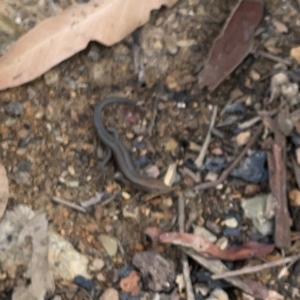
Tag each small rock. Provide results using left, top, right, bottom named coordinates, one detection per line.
left=205, top=171, right=218, bottom=182
left=14, top=171, right=32, bottom=186
left=289, top=189, right=300, bottom=207
left=204, top=157, right=226, bottom=173
left=205, top=220, right=222, bottom=235
left=272, top=19, right=288, bottom=33
left=100, top=288, right=119, bottom=300
left=44, top=69, right=59, bottom=86
left=73, top=275, right=94, bottom=290
left=89, top=258, right=105, bottom=272
left=165, top=138, right=178, bottom=152
left=230, top=150, right=268, bottom=183
left=145, top=165, right=160, bottom=178
left=244, top=184, right=260, bottom=196
left=207, top=288, right=229, bottom=300
left=4, top=102, right=23, bottom=117
left=235, top=131, right=251, bottom=146
left=241, top=194, right=275, bottom=235
left=249, top=69, right=261, bottom=81
left=17, top=160, right=31, bottom=172
left=123, top=205, right=139, bottom=220
left=98, top=234, right=118, bottom=257
left=193, top=226, right=217, bottom=242
left=194, top=283, right=209, bottom=297
left=216, top=237, right=228, bottom=250
left=223, top=217, right=238, bottom=228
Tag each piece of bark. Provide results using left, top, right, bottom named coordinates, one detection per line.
left=264, top=117, right=291, bottom=249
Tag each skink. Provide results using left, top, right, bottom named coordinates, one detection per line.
left=93, top=96, right=171, bottom=192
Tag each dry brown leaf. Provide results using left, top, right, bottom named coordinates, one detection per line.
left=0, top=163, right=9, bottom=220
left=198, top=0, right=263, bottom=91
left=0, top=0, right=178, bottom=91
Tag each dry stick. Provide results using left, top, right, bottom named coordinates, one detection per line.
left=52, top=197, right=87, bottom=213
left=178, top=194, right=195, bottom=300
left=194, top=124, right=263, bottom=190
left=238, top=109, right=277, bottom=130
left=195, top=106, right=218, bottom=168
left=212, top=254, right=300, bottom=280
left=257, top=50, right=292, bottom=66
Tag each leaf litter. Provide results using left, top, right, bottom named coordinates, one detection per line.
left=0, top=0, right=178, bottom=91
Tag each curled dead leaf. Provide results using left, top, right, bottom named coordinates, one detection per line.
left=0, top=0, right=178, bottom=91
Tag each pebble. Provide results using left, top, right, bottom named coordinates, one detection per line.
left=206, top=288, right=229, bottom=300
left=289, top=189, right=300, bottom=207
left=122, top=205, right=139, bottom=220
left=241, top=194, right=275, bottom=235
left=230, top=150, right=268, bottom=183
left=165, top=138, right=178, bottom=152
left=216, top=237, right=228, bottom=250
left=17, top=160, right=31, bottom=172
left=14, top=171, right=32, bottom=186
left=194, top=283, right=209, bottom=297
left=145, top=165, right=160, bottom=178
left=204, top=157, right=226, bottom=173
left=249, top=69, right=261, bottom=81
left=89, top=258, right=105, bottom=272
left=193, top=226, right=217, bottom=242
left=4, top=102, right=23, bottom=117
left=98, top=234, right=118, bottom=257
left=44, top=69, right=59, bottom=86
left=223, top=217, right=238, bottom=228
left=73, top=275, right=94, bottom=290
left=235, top=131, right=250, bottom=146
left=272, top=19, right=288, bottom=33
left=99, top=288, right=119, bottom=300
left=205, top=171, right=218, bottom=182
left=205, top=220, right=222, bottom=235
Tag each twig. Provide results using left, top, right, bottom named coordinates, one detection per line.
left=52, top=197, right=87, bottom=213
left=194, top=124, right=263, bottom=190
left=195, top=106, right=218, bottom=168
left=212, top=254, right=300, bottom=280
left=257, top=50, right=292, bottom=66
left=178, top=195, right=195, bottom=300
left=182, top=248, right=253, bottom=295
left=238, top=109, right=277, bottom=130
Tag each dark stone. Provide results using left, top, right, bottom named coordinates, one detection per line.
left=230, top=150, right=268, bottom=183
left=73, top=275, right=94, bottom=290
left=4, top=102, right=23, bottom=117
left=204, top=157, right=227, bottom=173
